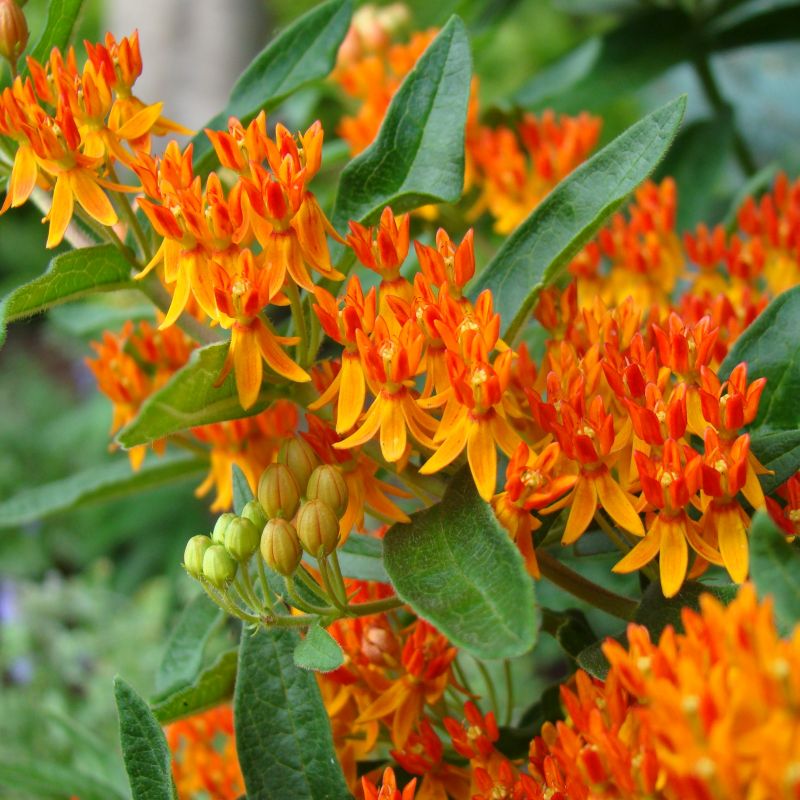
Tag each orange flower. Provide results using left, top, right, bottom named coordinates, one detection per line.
left=362, top=767, right=417, bottom=800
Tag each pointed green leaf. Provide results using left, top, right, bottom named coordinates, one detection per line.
left=117, top=343, right=308, bottom=447
left=192, top=0, right=352, bottom=173
left=0, top=759, right=126, bottom=800
left=471, top=95, right=686, bottom=342
left=114, top=677, right=177, bottom=800
left=751, top=430, right=800, bottom=494
left=151, top=649, right=239, bottom=725
left=26, top=0, right=86, bottom=67
left=232, top=464, right=255, bottom=515
left=293, top=624, right=345, bottom=672
left=235, top=626, right=350, bottom=799
left=720, top=285, right=800, bottom=433
left=0, top=454, right=207, bottom=529
left=749, top=509, right=800, bottom=634
left=330, top=16, right=472, bottom=238
left=1, top=245, right=133, bottom=346
left=383, top=468, right=538, bottom=659
left=155, top=593, right=222, bottom=696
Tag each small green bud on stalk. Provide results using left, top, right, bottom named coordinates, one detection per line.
left=258, top=463, right=301, bottom=519
left=183, top=534, right=213, bottom=578
left=224, top=517, right=260, bottom=562
left=295, top=498, right=340, bottom=556
left=261, top=518, right=303, bottom=576
left=241, top=499, right=267, bottom=530
left=306, top=464, right=349, bottom=518
left=278, top=437, right=319, bottom=489
left=212, top=512, right=236, bottom=544
left=0, top=0, right=28, bottom=73
left=202, top=544, right=238, bottom=589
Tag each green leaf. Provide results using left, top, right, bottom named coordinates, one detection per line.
left=26, top=0, right=85, bottom=66
left=383, top=468, right=538, bottom=659
left=749, top=509, right=800, bottom=634
left=751, top=430, right=800, bottom=494
left=0, top=245, right=133, bottom=346
left=710, top=0, right=800, bottom=50
left=305, top=532, right=389, bottom=583
left=155, top=593, right=222, bottom=696
left=540, top=607, right=596, bottom=661
left=471, top=95, right=686, bottom=342
left=293, top=624, right=345, bottom=672
left=0, top=454, right=207, bottom=529
left=720, top=285, right=800, bottom=433
left=578, top=581, right=737, bottom=678
left=235, top=626, right=350, bottom=799
left=0, top=759, right=126, bottom=800
left=151, top=649, right=238, bottom=725
left=117, top=343, right=304, bottom=447
left=192, top=0, right=352, bottom=173
left=330, top=17, right=472, bottom=238
left=114, top=677, right=177, bottom=800
left=232, top=463, right=255, bottom=515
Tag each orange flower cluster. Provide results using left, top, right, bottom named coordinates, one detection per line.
left=527, top=584, right=800, bottom=800
left=331, top=18, right=600, bottom=233
left=0, top=32, right=187, bottom=247
left=133, top=111, right=345, bottom=407
left=165, top=704, right=244, bottom=800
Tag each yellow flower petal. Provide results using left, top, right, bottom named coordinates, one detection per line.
left=46, top=174, right=74, bottom=249
left=420, top=418, right=469, bottom=475
left=380, top=394, right=407, bottom=463
left=69, top=169, right=118, bottom=227
left=467, top=419, right=497, bottom=502
left=613, top=524, right=662, bottom=574
left=336, top=353, right=365, bottom=433
left=232, top=327, right=263, bottom=410
left=659, top=516, right=688, bottom=598
left=562, top=477, right=596, bottom=545
left=254, top=320, right=310, bottom=383
left=596, top=470, right=645, bottom=536
left=717, top=505, right=749, bottom=583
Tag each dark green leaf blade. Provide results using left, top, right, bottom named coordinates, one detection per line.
left=26, top=0, right=85, bottom=66
left=151, top=650, right=238, bottom=725
left=749, top=509, right=800, bottom=634
left=155, top=593, right=222, bottom=696
left=750, top=430, right=800, bottom=495
left=114, top=677, right=177, bottom=800
left=471, top=95, right=686, bottom=341
left=232, top=463, right=255, bottom=515
left=1, top=244, right=133, bottom=346
left=192, top=0, right=352, bottom=173
left=235, top=627, right=350, bottom=799
left=0, top=454, right=207, bottom=529
left=330, top=16, right=472, bottom=236
left=293, top=624, right=345, bottom=672
left=720, top=285, right=800, bottom=433
left=383, top=468, right=538, bottom=659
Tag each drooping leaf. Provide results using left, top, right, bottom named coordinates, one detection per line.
left=0, top=759, right=126, bottom=800
left=578, top=581, right=737, bottom=678
left=720, top=285, right=800, bottom=433
left=232, top=464, right=255, bottom=515
left=0, top=454, right=207, bottom=529
left=235, top=626, right=350, bottom=799
left=117, top=343, right=307, bottom=447
left=26, top=0, right=86, bottom=67
left=192, top=0, right=352, bottom=173
left=471, top=95, right=686, bottom=341
left=151, top=649, right=238, bottom=725
left=383, top=468, right=538, bottom=659
left=0, top=245, right=133, bottom=346
left=330, top=17, right=472, bottom=240
left=155, top=593, right=222, bottom=696
left=114, top=677, right=177, bottom=800
left=749, top=509, right=800, bottom=635
left=293, top=624, right=345, bottom=672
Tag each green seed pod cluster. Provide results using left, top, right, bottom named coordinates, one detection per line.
left=278, top=436, right=319, bottom=490
left=212, top=512, right=236, bottom=544
left=258, top=463, right=301, bottom=520
left=202, top=544, right=237, bottom=589
left=224, top=516, right=260, bottom=562
left=306, top=465, right=349, bottom=518
left=295, top=498, right=340, bottom=557
left=183, top=534, right=213, bottom=578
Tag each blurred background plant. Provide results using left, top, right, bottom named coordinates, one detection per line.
left=0, top=0, right=797, bottom=795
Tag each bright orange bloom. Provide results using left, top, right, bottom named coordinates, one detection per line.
left=213, top=249, right=310, bottom=409
left=414, top=227, right=475, bottom=301
left=165, top=705, right=243, bottom=800
left=768, top=471, right=800, bottom=537
left=362, top=767, right=417, bottom=800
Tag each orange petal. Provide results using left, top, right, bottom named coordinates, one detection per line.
left=717, top=506, right=749, bottom=583
left=232, top=328, right=263, bottom=410
left=658, top=516, right=688, bottom=598
left=420, top=420, right=468, bottom=475
left=741, top=461, right=766, bottom=510
left=380, top=395, right=407, bottom=463
left=467, top=420, right=497, bottom=502
left=612, top=523, right=661, bottom=574
left=159, top=266, right=191, bottom=329
left=254, top=321, right=310, bottom=383
left=115, top=101, right=164, bottom=140
left=562, top=478, right=596, bottom=545
left=335, top=397, right=382, bottom=451
left=46, top=174, right=74, bottom=248
left=490, top=412, right=522, bottom=457
left=596, top=471, right=644, bottom=536
left=336, top=353, right=365, bottom=433
left=69, top=169, right=118, bottom=227
left=3, top=144, right=37, bottom=211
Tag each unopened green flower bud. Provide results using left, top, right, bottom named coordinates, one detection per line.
left=306, top=464, right=349, bottom=518
left=295, top=498, right=340, bottom=556
left=261, top=518, right=303, bottom=576
left=0, top=0, right=28, bottom=71
left=241, top=499, right=267, bottom=531
left=278, top=437, right=319, bottom=490
left=224, top=517, right=260, bottom=562
left=202, top=544, right=238, bottom=589
left=212, top=512, right=236, bottom=544
left=183, top=534, right=213, bottom=578
left=258, top=463, right=301, bottom=519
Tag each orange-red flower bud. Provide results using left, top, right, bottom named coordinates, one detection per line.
left=257, top=463, right=301, bottom=520
left=305, top=464, right=349, bottom=518
left=261, top=518, right=303, bottom=576
left=0, top=0, right=28, bottom=71
left=278, top=437, right=319, bottom=491
left=295, top=498, right=340, bottom=556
